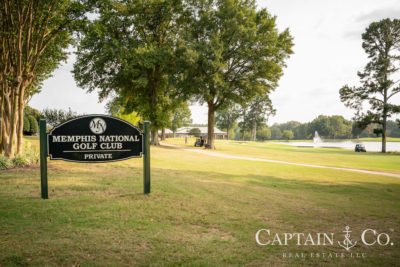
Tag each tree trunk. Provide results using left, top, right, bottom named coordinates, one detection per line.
left=382, top=116, right=387, bottom=153
left=252, top=121, right=257, bottom=141
left=151, top=129, right=160, bottom=146
left=161, top=128, right=166, bottom=140
left=206, top=103, right=215, bottom=149
left=6, top=90, right=19, bottom=158
left=0, top=88, right=4, bottom=154
left=16, top=87, right=25, bottom=155
left=0, top=94, right=10, bottom=155
left=382, top=78, right=388, bottom=153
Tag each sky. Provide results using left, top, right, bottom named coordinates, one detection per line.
left=29, top=0, right=400, bottom=125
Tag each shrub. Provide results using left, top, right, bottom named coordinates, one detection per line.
left=23, top=116, right=30, bottom=133
left=23, top=141, right=39, bottom=164
left=0, top=140, right=39, bottom=170
left=28, top=115, right=39, bottom=134
left=12, top=156, right=30, bottom=167
left=189, top=128, right=201, bottom=137
left=0, top=156, right=13, bottom=170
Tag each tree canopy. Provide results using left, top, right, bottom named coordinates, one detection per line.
left=0, top=0, right=88, bottom=157
left=169, top=103, right=192, bottom=133
left=215, top=105, right=240, bottom=139
left=238, top=95, right=275, bottom=141
left=181, top=0, right=293, bottom=148
left=282, top=130, right=294, bottom=140
left=73, top=0, right=190, bottom=145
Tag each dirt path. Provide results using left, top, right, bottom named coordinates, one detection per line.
left=161, top=142, right=400, bottom=179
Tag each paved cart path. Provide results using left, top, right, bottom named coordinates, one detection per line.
left=161, top=142, right=400, bottom=179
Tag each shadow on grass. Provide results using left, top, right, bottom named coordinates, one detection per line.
left=1, top=165, right=399, bottom=266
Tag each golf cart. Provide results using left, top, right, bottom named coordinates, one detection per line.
left=194, top=136, right=205, bottom=147
left=355, top=143, right=366, bottom=152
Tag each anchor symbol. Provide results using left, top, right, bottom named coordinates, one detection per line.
left=338, top=226, right=357, bottom=251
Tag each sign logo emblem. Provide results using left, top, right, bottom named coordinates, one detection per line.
left=338, top=226, right=357, bottom=251
left=89, top=117, right=106, bottom=134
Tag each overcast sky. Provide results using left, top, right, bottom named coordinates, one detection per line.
left=29, top=0, right=400, bottom=125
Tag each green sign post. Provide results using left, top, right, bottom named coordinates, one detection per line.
left=143, top=121, right=150, bottom=194
left=39, top=119, right=48, bottom=199
left=39, top=116, right=150, bottom=199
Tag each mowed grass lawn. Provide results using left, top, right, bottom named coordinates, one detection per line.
left=0, top=137, right=399, bottom=266
left=166, top=138, right=400, bottom=174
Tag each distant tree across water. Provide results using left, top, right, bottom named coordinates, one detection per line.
left=232, top=114, right=400, bottom=141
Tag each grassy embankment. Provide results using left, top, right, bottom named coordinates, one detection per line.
left=0, top=136, right=399, bottom=266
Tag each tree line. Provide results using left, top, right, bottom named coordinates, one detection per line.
left=1, top=1, right=398, bottom=157
left=217, top=113, right=400, bottom=141
left=0, top=0, right=292, bottom=156
left=72, top=0, right=294, bottom=149
left=0, top=0, right=89, bottom=157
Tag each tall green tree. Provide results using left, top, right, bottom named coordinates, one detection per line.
left=23, top=116, right=30, bottom=133
left=169, top=103, right=192, bottom=133
left=182, top=0, right=293, bottom=148
left=239, top=95, right=275, bottom=141
left=215, top=105, right=240, bottom=140
left=73, top=0, right=189, bottom=145
left=256, top=125, right=271, bottom=141
left=340, top=18, right=400, bottom=152
left=0, top=0, right=87, bottom=157
left=27, top=115, right=38, bottom=134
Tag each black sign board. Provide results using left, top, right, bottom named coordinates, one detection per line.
left=48, top=115, right=143, bottom=163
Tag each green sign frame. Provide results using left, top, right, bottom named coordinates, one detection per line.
left=39, top=118, right=151, bottom=199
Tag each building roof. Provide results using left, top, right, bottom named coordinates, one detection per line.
left=157, top=128, right=173, bottom=134
left=176, top=126, right=227, bottom=135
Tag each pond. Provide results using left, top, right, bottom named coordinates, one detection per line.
left=278, top=141, right=400, bottom=152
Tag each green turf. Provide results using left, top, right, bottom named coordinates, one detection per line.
left=166, top=138, right=400, bottom=174
left=0, top=137, right=399, bottom=266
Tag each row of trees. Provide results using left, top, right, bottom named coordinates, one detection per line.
left=21, top=106, right=80, bottom=134
left=73, top=0, right=294, bottom=148
left=215, top=96, right=275, bottom=141
left=0, top=0, right=88, bottom=157
left=216, top=113, right=352, bottom=141
left=1, top=0, right=293, bottom=155
left=221, top=114, right=400, bottom=142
